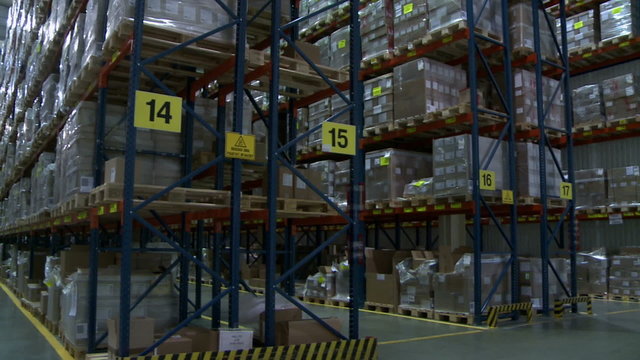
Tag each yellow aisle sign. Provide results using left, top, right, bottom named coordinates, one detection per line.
left=560, top=182, right=573, bottom=200
left=502, top=190, right=514, bottom=204
left=480, top=170, right=496, bottom=190
left=134, top=91, right=183, bottom=133
left=225, top=132, right=256, bottom=160
left=322, top=122, right=356, bottom=155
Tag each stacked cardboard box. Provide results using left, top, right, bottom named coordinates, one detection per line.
left=519, top=257, right=569, bottom=310
left=433, top=134, right=507, bottom=199
left=365, top=149, right=432, bottom=203
left=516, top=142, right=562, bottom=198
left=330, top=26, right=350, bottom=70
left=577, top=249, right=608, bottom=295
left=607, top=166, right=640, bottom=205
left=396, top=252, right=437, bottom=310
left=403, top=178, right=434, bottom=199
left=365, top=249, right=402, bottom=307
left=307, top=98, right=331, bottom=149
left=575, top=169, right=608, bottom=209
left=428, top=0, right=502, bottom=38
left=314, top=37, right=332, bottom=67
left=601, top=73, right=640, bottom=122
left=29, top=152, right=56, bottom=215
left=393, top=0, right=428, bottom=48
left=393, top=58, right=466, bottom=120
left=609, top=255, right=640, bottom=297
left=360, top=0, right=394, bottom=62
left=557, top=10, right=600, bottom=51
left=334, top=160, right=351, bottom=207
left=300, top=0, right=337, bottom=35
left=308, top=160, right=337, bottom=201
left=572, top=84, right=605, bottom=127
left=599, top=0, right=640, bottom=42
left=514, top=69, right=565, bottom=130
left=364, top=74, right=394, bottom=130
left=510, top=3, right=556, bottom=60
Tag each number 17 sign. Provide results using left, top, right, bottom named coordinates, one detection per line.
left=134, top=90, right=183, bottom=133
left=322, top=122, right=356, bottom=156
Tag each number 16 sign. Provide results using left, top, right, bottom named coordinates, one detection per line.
left=134, top=90, right=183, bottom=133
left=322, top=122, right=356, bottom=156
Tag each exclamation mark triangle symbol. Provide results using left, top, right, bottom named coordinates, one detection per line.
left=234, top=136, right=247, bottom=148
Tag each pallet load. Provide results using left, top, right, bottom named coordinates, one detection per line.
left=393, top=57, right=466, bottom=123
left=360, top=0, right=394, bottom=63
left=307, top=98, right=331, bottom=151
left=519, top=257, right=570, bottom=310
left=513, top=68, right=565, bottom=130
left=363, top=74, right=394, bottom=133
left=334, top=160, right=350, bottom=208
left=509, top=2, right=556, bottom=60
left=396, top=251, right=437, bottom=313
left=574, top=169, right=608, bottom=210
left=29, top=152, right=56, bottom=216
left=303, top=266, right=337, bottom=299
left=572, top=84, right=605, bottom=128
left=365, top=148, right=432, bottom=206
left=556, top=9, right=600, bottom=53
left=403, top=177, right=434, bottom=201
left=609, top=255, right=640, bottom=298
left=607, top=166, right=640, bottom=206
left=516, top=142, right=563, bottom=199
left=330, top=26, right=350, bottom=70
left=577, top=249, right=608, bottom=296
left=601, top=73, right=640, bottom=123
left=599, top=0, right=640, bottom=44
left=364, top=249, right=411, bottom=312
left=432, top=134, right=506, bottom=200
left=427, top=0, right=502, bottom=38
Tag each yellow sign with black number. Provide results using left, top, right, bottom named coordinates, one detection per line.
left=225, top=132, right=256, bottom=160
left=480, top=170, right=496, bottom=191
left=134, top=91, right=183, bottom=133
left=502, top=190, right=514, bottom=204
left=560, top=182, right=573, bottom=200
left=322, top=122, right=356, bottom=155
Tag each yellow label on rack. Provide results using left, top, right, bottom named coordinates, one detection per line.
left=480, top=170, right=496, bottom=190
left=384, top=208, right=394, bottom=214
left=77, top=211, right=87, bottom=220
left=404, top=207, right=414, bottom=213
left=64, top=216, right=71, bottom=223
left=587, top=213, right=607, bottom=219
left=98, top=206, right=105, bottom=216
left=435, top=204, right=445, bottom=210
left=372, top=86, right=382, bottom=97
left=560, top=182, right=572, bottom=200
left=445, top=117, right=456, bottom=124
left=225, top=132, right=256, bottom=160
left=443, top=36, right=453, bottom=44
left=502, top=190, right=514, bottom=205
left=451, top=203, right=462, bottom=209
left=373, top=210, right=381, bottom=215
left=380, top=156, right=390, bottom=166
left=111, top=50, right=120, bottom=63
left=583, top=131, right=592, bottom=136
left=616, top=125, right=626, bottom=131
left=620, top=41, right=630, bottom=48
left=110, top=203, right=118, bottom=213
left=582, top=52, right=592, bottom=58
left=612, top=6, right=622, bottom=15
left=403, top=3, right=413, bottom=14
left=134, top=91, right=183, bottom=133
left=518, top=217, right=527, bottom=222
left=573, top=21, right=584, bottom=30
left=374, top=135, right=382, bottom=141
left=338, top=39, right=347, bottom=49
left=407, top=127, right=416, bottom=133
left=373, top=64, right=381, bottom=70
left=417, top=206, right=427, bottom=212
left=620, top=119, right=628, bottom=125
left=408, top=50, right=416, bottom=57
left=53, top=219, right=61, bottom=226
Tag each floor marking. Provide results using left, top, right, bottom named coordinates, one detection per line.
left=0, top=283, right=74, bottom=360
left=189, top=281, right=487, bottom=330
left=200, top=315, right=249, bottom=329
left=378, top=330, right=482, bottom=345
left=604, top=309, right=640, bottom=316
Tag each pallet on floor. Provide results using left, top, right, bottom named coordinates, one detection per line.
left=364, top=301, right=396, bottom=313
left=397, top=306, right=432, bottom=319
left=432, top=310, right=475, bottom=325
left=302, top=296, right=329, bottom=305
left=61, top=335, right=87, bottom=360
left=608, top=294, right=640, bottom=302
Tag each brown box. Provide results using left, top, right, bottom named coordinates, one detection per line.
left=275, top=318, right=342, bottom=346
left=365, top=273, right=398, bottom=306
left=154, top=336, right=192, bottom=355
left=283, top=41, right=321, bottom=64
left=258, top=307, right=303, bottom=342
left=177, top=325, right=220, bottom=352
left=107, top=317, right=155, bottom=351
left=60, top=245, right=116, bottom=277
left=364, top=248, right=395, bottom=274
left=295, top=168, right=323, bottom=200
left=103, top=156, right=154, bottom=185
left=263, top=168, right=294, bottom=199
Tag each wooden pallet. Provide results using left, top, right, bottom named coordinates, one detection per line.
left=62, top=335, right=87, bottom=360
left=576, top=206, right=608, bottom=215
left=432, top=194, right=474, bottom=205
left=327, top=299, right=349, bottom=308
left=600, top=33, right=635, bottom=48
left=45, top=319, right=59, bottom=336
left=361, top=50, right=394, bottom=69
left=89, top=183, right=231, bottom=207
left=364, top=199, right=412, bottom=210
left=63, top=55, right=102, bottom=107
left=569, top=43, right=598, bottom=58
left=608, top=204, right=640, bottom=213
left=363, top=122, right=396, bottom=137
left=397, top=306, right=433, bottom=319
left=303, top=296, right=329, bottom=305
left=608, top=116, right=639, bottom=128
left=515, top=122, right=566, bottom=139
left=573, top=121, right=605, bottom=133
left=607, top=294, right=640, bottom=302
left=241, top=195, right=336, bottom=216
left=432, top=310, right=475, bottom=325
left=52, top=194, right=90, bottom=217
left=364, top=301, right=396, bottom=314
left=409, top=196, right=435, bottom=207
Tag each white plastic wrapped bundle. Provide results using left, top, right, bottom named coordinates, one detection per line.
left=403, top=178, right=434, bottom=199
left=360, top=0, right=394, bottom=62
left=599, top=0, right=640, bottom=42
left=572, top=84, right=604, bottom=126
left=82, top=0, right=108, bottom=70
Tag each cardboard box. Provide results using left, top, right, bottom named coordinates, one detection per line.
left=275, top=318, right=342, bottom=345
left=263, top=168, right=294, bottom=199
left=258, top=307, right=303, bottom=342
left=60, top=245, right=116, bottom=277
left=218, top=330, right=253, bottom=351
left=107, top=317, right=155, bottom=351
left=365, top=273, right=398, bottom=305
left=103, top=156, right=154, bottom=185
left=283, top=41, right=321, bottom=64
left=177, top=325, right=220, bottom=352
left=364, top=248, right=395, bottom=274
left=154, top=336, right=192, bottom=355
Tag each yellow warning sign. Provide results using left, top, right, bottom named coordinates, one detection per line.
left=225, top=132, right=255, bottom=160
left=502, top=190, right=514, bottom=205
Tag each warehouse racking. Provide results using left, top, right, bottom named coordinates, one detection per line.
left=0, top=0, right=638, bottom=358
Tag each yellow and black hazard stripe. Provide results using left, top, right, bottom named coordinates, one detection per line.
left=487, top=302, right=533, bottom=328
left=554, top=296, right=593, bottom=318
left=117, top=337, right=377, bottom=360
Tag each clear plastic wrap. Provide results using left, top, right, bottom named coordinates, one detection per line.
left=519, top=257, right=569, bottom=309
left=601, top=73, right=640, bottom=122
left=303, top=271, right=336, bottom=299
left=557, top=9, right=600, bottom=51
left=360, top=0, right=394, bottom=62
left=314, top=36, right=331, bottom=67
left=334, top=160, right=351, bottom=208
left=428, top=0, right=502, bottom=38
left=393, top=0, right=427, bottom=47
left=572, top=84, right=605, bottom=127
left=516, top=142, right=562, bottom=198
left=575, top=168, right=608, bottom=209
left=513, top=69, right=565, bottom=130
left=403, top=178, right=434, bottom=199
left=599, top=0, right=640, bottom=42
left=607, top=166, right=640, bottom=206
left=577, top=248, right=608, bottom=295
left=393, top=58, right=466, bottom=120
left=510, top=3, right=556, bottom=60
left=433, top=134, right=507, bottom=198
left=396, top=258, right=437, bottom=310
left=333, top=261, right=350, bottom=301
left=365, top=148, right=432, bottom=203
left=82, top=0, right=108, bottom=70
left=609, top=254, right=640, bottom=297
left=364, top=73, right=393, bottom=130
left=308, top=160, right=337, bottom=201
left=307, top=98, right=332, bottom=149
left=300, top=0, right=337, bottom=35
left=329, top=26, right=350, bottom=70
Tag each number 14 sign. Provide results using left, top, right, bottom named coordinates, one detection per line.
left=322, top=122, right=356, bottom=156
left=134, top=91, right=183, bottom=133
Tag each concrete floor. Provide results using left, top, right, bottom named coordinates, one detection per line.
left=4, top=284, right=640, bottom=359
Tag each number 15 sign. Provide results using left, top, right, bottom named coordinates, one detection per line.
left=134, top=91, right=183, bottom=133
left=322, top=122, right=356, bottom=156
